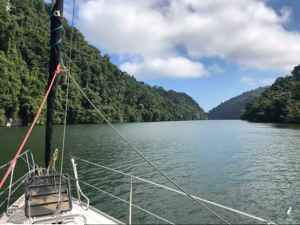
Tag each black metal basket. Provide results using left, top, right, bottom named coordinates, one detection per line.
left=25, top=174, right=72, bottom=218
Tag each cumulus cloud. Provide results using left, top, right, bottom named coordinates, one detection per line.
left=75, top=0, right=300, bottom=79
left=120, top=57, right=208, bottom=79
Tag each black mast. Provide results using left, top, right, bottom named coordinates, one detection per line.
left=45, top=0, right=64, bottom=168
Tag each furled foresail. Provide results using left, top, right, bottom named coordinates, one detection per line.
left=45, top=0, right=64, bottom=168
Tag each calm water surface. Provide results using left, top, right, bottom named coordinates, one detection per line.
left=0, top=121, right=300, bottom=224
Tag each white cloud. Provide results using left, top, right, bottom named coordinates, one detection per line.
left=240, top=76, right=275, bottom=86
left=261, top=78, right=275, bottom=85
left=120, top=57, right=208, bottom=79
left=75, top=0, right=300, bottom=79
left=63, top=2, right=73, bottom=22
left=279, top=6, right=293, bottom=23
left=240, top=76, right=256, bottom=86
left=208, top=63, right=224, bottom=73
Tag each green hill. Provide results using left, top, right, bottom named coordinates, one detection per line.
left=208, top=87, right=267, bottom=120
left=241, top=65, right=300, bottom=123
left=0, top=0, right=207, bottom=126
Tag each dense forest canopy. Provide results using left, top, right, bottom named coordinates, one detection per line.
left=208, top=87, right=266, bottom=120
left=241, top=65, right=300, bottom=123
left=0, top=0, right=207, bottom=126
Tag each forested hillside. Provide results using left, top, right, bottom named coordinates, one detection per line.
left=208, top=87, right=266, bottom=120
left=241, top=66, right=300, bottom=123
left=0, top=0, right=207, bottom=126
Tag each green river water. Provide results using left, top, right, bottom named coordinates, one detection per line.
left=0, top=120, right=300, bottom=224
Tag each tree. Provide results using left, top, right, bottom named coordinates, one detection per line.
left=241, top=65, right=300, bottom=124
left=0, top=0, right=207, bottom=126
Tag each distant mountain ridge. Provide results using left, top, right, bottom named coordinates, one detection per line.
left=208, top=87, right=267, bottom=120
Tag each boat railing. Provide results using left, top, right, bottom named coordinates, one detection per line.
left=70, top=155, right=277, bottom=225
left=69, top=161, right=174, bottom=224
left=0, top=150, right=35, bottom=215
left=0, top=152, right=277, bottom=224
left=70, top=157, right=90, bottom=210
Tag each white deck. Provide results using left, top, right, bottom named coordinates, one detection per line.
left=0, top=195, right=123, bottom=224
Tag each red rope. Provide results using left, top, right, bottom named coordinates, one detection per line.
left=0, top=63, right=63, bottom=189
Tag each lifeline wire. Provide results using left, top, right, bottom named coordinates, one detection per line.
left=73, top=156, right=276, bottom=225
left=64, top=69, right=230, bottom=225
left=69, top=177, right=175, bottom=225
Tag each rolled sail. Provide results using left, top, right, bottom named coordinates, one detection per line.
left=45, top=0, right=64, bottom=168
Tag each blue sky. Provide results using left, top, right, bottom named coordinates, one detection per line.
left=46, top=0, right=300, bottom=112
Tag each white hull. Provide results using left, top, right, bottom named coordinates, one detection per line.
left=0, top=194, right=123, bottom=224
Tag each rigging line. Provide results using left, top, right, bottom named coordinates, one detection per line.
left=66, top=71, right=230, bottom=225
left=58, top=65, right=69, bottom=200
left=19, top=155, right=34, bottom=169
left=73, top=156, right=276, bottom=225
left=69, top=177, right=175, bottom=225
left=58, top=0, right=76, bottom=203
left=0, top=162, right=10, bottom=171
left=0, top=64, right=62, bottom=190
left=0, top=150, right=32, bottom=170
left=68, top=0, right=76, bottom=70
left=0, top=169, right=34, bottom=197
